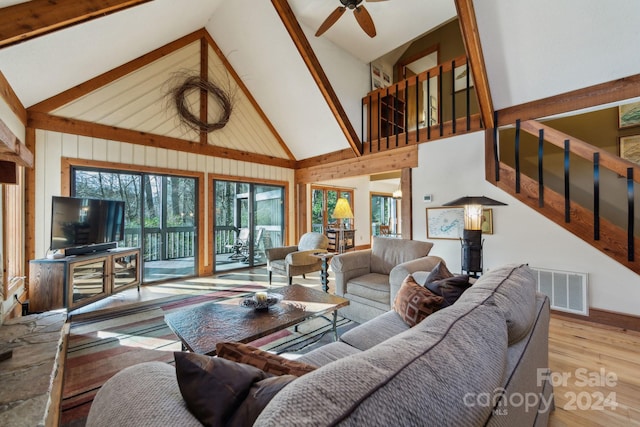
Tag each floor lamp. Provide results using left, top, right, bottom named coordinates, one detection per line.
left=332, top=197, right=354, bottom=253
left=442, top=196, right=506, bottom=277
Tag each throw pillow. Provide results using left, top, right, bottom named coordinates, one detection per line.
left=425, top=260, right=454, bottom=284
left=174, top=351, right=270, bottom=426
left=226, top=374, right=296, bottom=426
left=393, top=275, right=444, bottom=327
left=426, top=274, right=472, bottom=307
left=216, top=342, right=317, bottom=377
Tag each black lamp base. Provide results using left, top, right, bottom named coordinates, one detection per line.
left=461, top=229, right=483, bottom=277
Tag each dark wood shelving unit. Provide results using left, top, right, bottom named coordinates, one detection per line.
left=326, top=229, right=356, bottom=253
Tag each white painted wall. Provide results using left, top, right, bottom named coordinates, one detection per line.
left=475, top=0, right=640, bottom=110
left=34, top=131, right=295, bottom=267
left=413, top=132, right=640, bottom=317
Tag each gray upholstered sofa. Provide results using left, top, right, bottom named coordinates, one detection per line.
left=87, top=264, right=553, bottom=426
left=331, top=236, right=443, bottom=324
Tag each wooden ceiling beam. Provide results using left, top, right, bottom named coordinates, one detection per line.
left=295, top=146, right=418, bottom=184
left=271, top=0, right=363, bottom=157
left=455, top=0, right=494, bottom=129
left=28, top=111, right=296, bottom=169
left=0, top=0, right=152, bottom=48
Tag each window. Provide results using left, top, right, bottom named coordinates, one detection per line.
left=72, top=168, right=198, bottom=282
left=311, top=186, right=354, bottom=233
left=371, top=193, right=399, bottom=236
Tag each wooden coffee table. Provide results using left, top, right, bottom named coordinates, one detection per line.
left=164, top=284, right=349, bottom=356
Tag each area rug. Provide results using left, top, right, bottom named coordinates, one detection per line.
left=59, top=285, right=355, bottom=427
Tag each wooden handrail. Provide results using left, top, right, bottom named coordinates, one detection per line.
left=520, top=120, right=640, bottom=183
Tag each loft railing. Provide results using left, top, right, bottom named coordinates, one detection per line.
left=492, top=118, right=640, bottom=273
left=361, top=55, right=483, bottom=154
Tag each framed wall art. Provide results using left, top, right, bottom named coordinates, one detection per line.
left=426, top=207, right=464, bottom=239
left=618, top=102, right=640, bottom=129
left=619, top=134, right=640, bottom=165
left=481, top=208, right=493, bottom=234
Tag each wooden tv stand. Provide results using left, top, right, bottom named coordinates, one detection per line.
left=28, top=247, right=141, bottom=313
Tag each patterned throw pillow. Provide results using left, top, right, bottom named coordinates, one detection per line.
left=393, top=275, right=444, bottom=327
left=216, top=342, right=317, bottom=377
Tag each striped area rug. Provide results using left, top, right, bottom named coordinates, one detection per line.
left=60, top=283, right=267, bottom=426
left=60, top=284, right=355, bottom=426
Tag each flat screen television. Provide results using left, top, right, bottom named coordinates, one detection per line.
left=50, top=196, right=125, bottom=254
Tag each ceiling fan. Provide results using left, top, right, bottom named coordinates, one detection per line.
left=315, top=0, right=388, bottom=39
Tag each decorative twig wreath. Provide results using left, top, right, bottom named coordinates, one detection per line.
left=172, top=76, right=233, bottom=133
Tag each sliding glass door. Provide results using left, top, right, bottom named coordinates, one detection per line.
left=214, top=180, right=284, bottom=272
left=72, top=168, right=197, bottom=282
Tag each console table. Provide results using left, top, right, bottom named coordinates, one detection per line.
left=28, top=248, right=140, bottom=313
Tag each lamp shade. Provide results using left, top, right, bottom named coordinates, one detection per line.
left=332, top=197, right=354, bottom=219
left=443, top=196, right=505, bottom=231
left=442, top=196, right=507, bottom=207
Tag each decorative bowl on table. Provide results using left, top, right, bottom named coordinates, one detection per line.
left=240, top=292, right=282, bottom=311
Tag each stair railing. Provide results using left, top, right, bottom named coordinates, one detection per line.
left=493, top=118, right=640, bottom=271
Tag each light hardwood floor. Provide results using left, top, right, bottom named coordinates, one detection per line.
left=70, top=267, right=640, bottom=426
left=548, top=315, right=640, bottom=426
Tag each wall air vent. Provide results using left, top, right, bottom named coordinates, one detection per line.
left=530, top=267, right=588, bottom=316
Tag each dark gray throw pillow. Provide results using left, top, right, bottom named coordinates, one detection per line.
left=226, top=374, right=296, bottom=426
left=426, top=274, right=472, bottom=307
left=425, top=260, right=454, bottom=283
left=174, top=351, right=271, bottom=426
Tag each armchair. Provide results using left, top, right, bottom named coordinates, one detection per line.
left=265, top=232, right=329, bottom=286
left=330, top=237, right=444, bottom=324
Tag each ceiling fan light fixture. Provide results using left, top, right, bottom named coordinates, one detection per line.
left=316, top=0, right=383, bottom=38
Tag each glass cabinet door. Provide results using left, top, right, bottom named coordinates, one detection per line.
left=70, top=259, right=108, bottom=305
left=112, top=251, right=140, bottom=292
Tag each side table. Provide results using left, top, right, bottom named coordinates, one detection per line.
left=312, top=252, right=335, bottom=293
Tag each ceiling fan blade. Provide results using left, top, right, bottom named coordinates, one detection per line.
left=354, top=5, right=376, bottom=38
left=315, top=6, right=346, bottom=37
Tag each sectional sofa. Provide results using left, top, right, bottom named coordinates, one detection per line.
left=86, top=263, right=553, bottom=426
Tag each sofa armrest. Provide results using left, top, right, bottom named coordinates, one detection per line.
left=265, top=245, right=298, bottom=262
left=285, top=249, right=327, bottom=266
left=86, top=362, right=201, bottom=427
left=389, top=256, right=445, bottom=303
left=330, top=250, right=372, bottom=296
